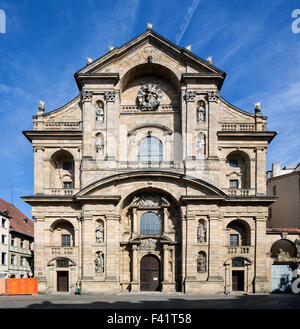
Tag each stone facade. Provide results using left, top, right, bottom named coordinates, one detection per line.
left=23, top=28, right=277, bottom=294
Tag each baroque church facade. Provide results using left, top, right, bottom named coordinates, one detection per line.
left=23, top=27, right=277, bottom=294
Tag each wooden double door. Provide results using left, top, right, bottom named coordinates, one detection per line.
left=140, top=255, right=160, bottom=291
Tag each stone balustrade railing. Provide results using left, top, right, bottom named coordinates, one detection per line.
left=43, top=121, right=82, bottom=130
left=221, top=123, right=256, bottom=131
left=224, top=188, right=255, bottom=196
left=49, top=246, right=76, bottom=256
left=44, top=188, right=79, bottom=196
left=118, top=161, right=184, bottom=170
left=227, top=246, right=252, bottom=255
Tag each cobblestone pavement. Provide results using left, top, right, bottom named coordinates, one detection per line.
left=0, top=292, right=299, bottom=309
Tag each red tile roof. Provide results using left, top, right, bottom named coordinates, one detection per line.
left=0, top=198, right=33, bottom=238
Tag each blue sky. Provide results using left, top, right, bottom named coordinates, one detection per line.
left=0, top=0, right=299, bottom=218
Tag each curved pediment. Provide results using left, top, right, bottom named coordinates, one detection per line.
left=75, top=170, right=227, bottom=200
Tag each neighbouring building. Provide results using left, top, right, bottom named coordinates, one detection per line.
left=0, top=198, right=34, bottom=278
left=0, top=211, right=10, bottom=278
left=23, top=26, right=278, bottom=294
left=265, top=162, right=300, bottom=293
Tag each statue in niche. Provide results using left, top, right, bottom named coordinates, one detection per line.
left=197, top=133, right=205, bottom=158
left=96, top=102, right=104, bottom=123
left=197, top=101, right=206, bottom=122
left=197, top=221, right=207, bottom=243
left=197, top=253, right=206, bottom=273
left=95, top=252, right=104, bottom=273
left=278, top=249, right=290, bottom=258
left=95, top=134, right=104, bottom=155
left=95, top=222, right=104, bottom=243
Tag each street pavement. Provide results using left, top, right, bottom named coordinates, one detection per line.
left=0, top=292, right=299, bottom=309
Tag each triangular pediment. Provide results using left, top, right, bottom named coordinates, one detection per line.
left=76, top=29, right=225, bottom=77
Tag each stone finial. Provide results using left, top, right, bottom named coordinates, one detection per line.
left=206, top=56, right=212, bottom=64
left=255, top=102, right=261, bottom=110
left=186, top=45, right=192, bottom=51
left=108, top=45, right=114, bottom=51
left=255, top=102, right=262, bottom=116
left=147, top=22, right=153, bottom=29
left=86, top=57, right=93, bottom=65
left=37, top=101, right=45, bottom=115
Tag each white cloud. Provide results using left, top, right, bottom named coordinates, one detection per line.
left=175, top=0, right=200, bottom=45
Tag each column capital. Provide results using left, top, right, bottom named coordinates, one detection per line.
left=207, top=90, right=219, bottom=103
left=81, top=89, right=93, bottom=102
left=104, top=90, right=116, bottom=103
left=185, top=89, right=196, bottom=102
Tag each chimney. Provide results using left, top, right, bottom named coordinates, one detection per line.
left=272, top=162, right=281, bottom=177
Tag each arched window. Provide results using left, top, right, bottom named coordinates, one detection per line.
left=140, top=212, right=161, bottom=235
left=138, top=136, right=162, bottom=163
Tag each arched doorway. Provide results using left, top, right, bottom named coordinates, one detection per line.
left=140, top=254, right=160, bottom=291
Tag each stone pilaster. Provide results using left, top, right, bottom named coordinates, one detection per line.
left=81, top=89, right=94, bottom=158
left=184, top=90, right=196, bottom=161
left=104, top=90, right=117, bottom=161
left=33, top=147, right=45, bottom=194
left=207, top=215, right=223, bottom=283
left=105, top=215, right=119, bottom=281
left=207, top=91, right=219, bottom=159
left=130, top=245, right=139, bottom=292
left=254, top=216, right=268, bottom=292
left=255, top=147, right=267, bottom=195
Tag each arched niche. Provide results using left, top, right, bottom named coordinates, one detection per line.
left=50, top=219, right=75, bottom=247
left=226, top=219, right=251, bottom=246
left=120, top=63, right=180, bottom=106
left=49, top=149, right=75, bottom=189
left=226, top=150, right=250, bottom=189
left=271, top=239, right=297, bottom=258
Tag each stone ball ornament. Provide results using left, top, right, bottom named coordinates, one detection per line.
left=137, top=84, right=162, bottom=111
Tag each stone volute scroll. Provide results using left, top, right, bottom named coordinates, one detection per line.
left=104, top=90, right=116, bottom=103
left=95, top=251, right=104, bottom=273
left=81, top=89, right=93, bottom=102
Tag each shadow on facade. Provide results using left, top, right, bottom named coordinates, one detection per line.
left=23, top=294, right=300, bottom=309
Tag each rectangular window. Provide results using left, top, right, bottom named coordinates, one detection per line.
left=11, top=237, right=15, bottom=246
left=63, top=182, right=73, bottom=189
left=1, top=252, right=6, bottom=265
left=20, top=239, right=24, bottom=248
left=20, top=257, right=24, bottom=266
left=63, top=161, right=72, bottom=171
left=2, top=218, right=6, bottom=228
left=273, top=185, right=276, bottom=196
left=229, top=179, right=239, bottom=188
left=61, top=234, right=71, bottom=247
left=1, top=234, right=6, bottom=244
left=230, top=234, right=239, bottom=246
left=57, top=259, right=69, bottom=267
left=11, top=254, right=15, bottom=265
